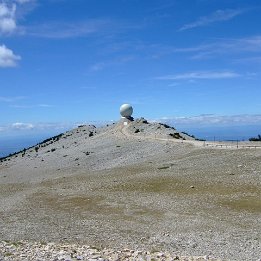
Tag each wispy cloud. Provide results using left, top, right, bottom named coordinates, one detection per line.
left=0, top=95, right=25, bottom=102
left=16, top=0, right=34, bottom=3
left=179, top=9, right=244, bottom=31
left=0, top=122, right=61, bottom=132
left=112, top=35, right=261, bottom=64
left=38, top=104, right=53, bottom=108
left=10, top=103, right=53, bottom=108
left=12, top=122, right=34, bottom=130
left=158, top=114, right=261, bottom=126
left=0, top=120, right=111, bottom=133
left=26, top=19, right=112, bottom=38
left=0, top=122, right=64, bottom=132
left=80, top=86, right=97, bottom=90
left=156, top=71, right=240, bottom=80
left=173, top=35, right=261, bottom=60
left=89, top=55, right=135, bottom=72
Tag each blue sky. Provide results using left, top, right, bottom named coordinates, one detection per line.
left=1, top=0, right=261, bottom=135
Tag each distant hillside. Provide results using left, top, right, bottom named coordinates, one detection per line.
left=0, top=118, right=194, bottom=162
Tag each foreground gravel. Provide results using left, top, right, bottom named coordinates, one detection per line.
left=0, top=241, right=223, bottom=261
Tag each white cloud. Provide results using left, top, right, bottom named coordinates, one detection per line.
left=0, top=44, right=21, bottom=67
left=0, top=96, right=25, bottom=102
left=157, top=35, right=261, bottom=63
left=131, top=35, right=261, bottom=62
left=0, top=121, right=110, bottom=133
left=38, top=104, right=53, bottom=108
left=16, top=0, right=33, bottom=3
left=0, top=2, right=16, bottom=34
left=156, top=71, right=240, bottom=80
left=158, top=114, right=261, bottom=126
left=10, top=103, right=53, bottom=108
left=90, top=62, right=106, bottom=72
left=12, top=122, right=34, bottom=130
left=89, top=55, right=135, bottom=72
left=0, top=0, right=34, bottom=35
left=26, top=19, right=111, bottom=38
left=179, top=9, right=244, bottom=31
left=173, top=35, right=261, bottom=60
left=10, top=104, right=32, bottom=108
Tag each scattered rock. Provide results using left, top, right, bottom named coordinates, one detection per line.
left=0, top=241, right=223, bottom=261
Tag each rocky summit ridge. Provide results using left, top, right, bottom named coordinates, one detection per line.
left=0, top=118, right=193, bottom=167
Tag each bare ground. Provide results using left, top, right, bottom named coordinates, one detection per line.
left=0, top=120, right=260, bottom=260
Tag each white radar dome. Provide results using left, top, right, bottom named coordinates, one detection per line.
left=120, top=104, right=133, bottom=118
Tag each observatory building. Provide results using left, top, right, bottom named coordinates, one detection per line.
left=120, top=104, right=134, bottom=122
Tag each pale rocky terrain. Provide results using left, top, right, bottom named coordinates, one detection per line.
left=0, top=118, right=260, bottom=261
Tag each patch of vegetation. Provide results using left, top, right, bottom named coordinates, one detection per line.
left=40, top=133, right=63, bottom=145
left=169, top=132, right=182, bottom=139
left=181, top=131, right=205, bottom=141
left=182, top=131, right=195, bottom=138
left=4, top=252, right=13, bottom=256
left=139, top=118, right=148, bottom=124
left=11, top=241, right=23, bottom=247
left=157, top=166, right=170, bottom=170
left=0, top=132, right=67, bottom=161
left=0, top=147, right=26, bottom=162
left=220, top=196, right=261, bottom=213
left=159, top=123, right=171, bottom=129
left=249, top=134, right=261, bottom=141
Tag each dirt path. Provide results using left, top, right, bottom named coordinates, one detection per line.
left=120, top=121, right=261, bottom=150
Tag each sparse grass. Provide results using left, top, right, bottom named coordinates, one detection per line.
left=11, top=241, right=23, bottom=247
left=109, top=171, right=260, bottom=205
left=220, top=196, right=261, bottom=213
left=169, top=132, right=182, bottom=139
left=4, top=252, right=13, bottom=256
left=157, top=166, right=170, bottom=170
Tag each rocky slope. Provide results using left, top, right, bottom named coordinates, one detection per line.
left=0, top=119, right=260, bottom=261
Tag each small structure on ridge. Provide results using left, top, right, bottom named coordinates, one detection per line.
left=120, top=104, right=134, bottom=122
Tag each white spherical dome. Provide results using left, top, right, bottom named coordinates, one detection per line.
left=120, top=104, right=133, bottom=117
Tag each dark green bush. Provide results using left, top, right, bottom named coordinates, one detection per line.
left=249, top=134, right=261, bottom=141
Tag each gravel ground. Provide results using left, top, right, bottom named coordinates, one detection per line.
left=0, top=240, right=223, bottom=261
left=0, top=119, right=260, bottom=260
